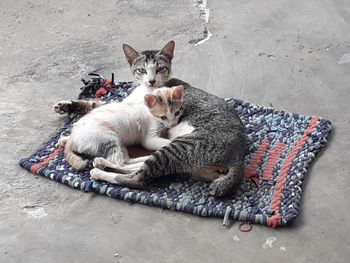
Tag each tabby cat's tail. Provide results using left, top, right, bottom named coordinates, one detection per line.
left=64, top=139, right=87, bottom=170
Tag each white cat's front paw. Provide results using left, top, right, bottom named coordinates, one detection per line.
left=90, top=168, right=103, bottom=180
left=53, top=100, right=72, bottom=115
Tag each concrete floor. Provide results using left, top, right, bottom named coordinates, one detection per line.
left=1, top=0, right=349, bottom=262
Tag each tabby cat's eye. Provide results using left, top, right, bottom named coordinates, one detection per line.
left=156, top=67, right=166, bottom=73
left=174, top=111, right=180, bottom=116
left=160, top=116, right=167, bottom=120
left=136, top=68, right=147, bottom=74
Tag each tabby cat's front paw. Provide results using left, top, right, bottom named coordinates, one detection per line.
left=53, top=100, right=72, bottom=115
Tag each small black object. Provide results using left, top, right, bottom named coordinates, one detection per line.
left=111, top=73, right=115, bottom=85
left=79, top=75, right=104, bottom=99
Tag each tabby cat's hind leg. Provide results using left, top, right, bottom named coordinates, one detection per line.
left=208, top=164, right=244, bottom=197
left=192, top=166, right=229, bottom=182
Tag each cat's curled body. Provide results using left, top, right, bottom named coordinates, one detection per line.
left=91, top=78, right=246, bottom=197
left=63, top=85, right=184, bottom=170
left=63, top=102, right=162, bottom=169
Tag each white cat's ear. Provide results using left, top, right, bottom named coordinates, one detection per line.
left=144, top=94, right=158, bottom=108
left=171, top=85, right=184, bottom=102
left=122, top=44, right=139, bottom=65
left=160, top=40, right=175, bottom=61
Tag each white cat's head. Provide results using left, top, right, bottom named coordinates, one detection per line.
left=144, top=85, right=184, bottom=128
left=122, top=41, right=175, bottom=88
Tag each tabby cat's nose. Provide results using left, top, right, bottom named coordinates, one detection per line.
left=149, top=79, right=156, bottom=86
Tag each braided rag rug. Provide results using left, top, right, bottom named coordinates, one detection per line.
left=19, top=76, right=332, bottom=227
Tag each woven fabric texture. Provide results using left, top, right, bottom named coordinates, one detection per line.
left=19, top=80, right=332, bottom=227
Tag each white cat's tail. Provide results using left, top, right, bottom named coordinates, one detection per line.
left=64, top=139, right=87, bottom=170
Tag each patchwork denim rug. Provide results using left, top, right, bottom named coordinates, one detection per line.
left=19, top=77, right=332, bottom=227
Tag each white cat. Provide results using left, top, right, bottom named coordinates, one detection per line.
left=62, top=85, right=184, bottom=170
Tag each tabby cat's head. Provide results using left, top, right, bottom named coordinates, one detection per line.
left=122, top=41, right=175, bottom=88
left=144, top=85, right=184, bottom=128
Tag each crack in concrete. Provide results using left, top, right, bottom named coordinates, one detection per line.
left=190, top=0, right=212, bottom=46
left=196, top=0, right=210, bottom=23
left=189, top=27, right=212, bottom=46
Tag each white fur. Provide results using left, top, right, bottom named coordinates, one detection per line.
left=69, top=102, right=170, bottom=163
left=122, top=84, right=157, bottom=104
left=90, top=168, right=118, bottom=183
left=89, top=115, right=194, bottom=181
left=90, top=121, right=196, bottom=172
left=143, top=63, right=157, bottom=86
left=58, top=135, right=69, bottom=146
left=168, top=121, right=195, bottom=140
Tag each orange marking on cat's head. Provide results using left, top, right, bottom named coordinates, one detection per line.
left=144, top=85, right=184, bottom=128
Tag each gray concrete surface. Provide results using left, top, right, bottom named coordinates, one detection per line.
left=1, top=0, right=349, bottom=262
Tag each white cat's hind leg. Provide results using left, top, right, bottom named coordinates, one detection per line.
left=58, top=135, right=70, bottom=146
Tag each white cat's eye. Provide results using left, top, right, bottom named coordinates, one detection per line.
left=156, top=67, right=165, bottom=73
left=174, top=111, right=180, bottom=116
left=160, top=116, right=167, bottom=120
left=136, top=68, right=147, bottom=74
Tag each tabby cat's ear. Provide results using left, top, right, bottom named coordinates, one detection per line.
left=160, top=40, right=175, bottom=61
left=171, top=85, right=184, bottom=101
left=144, top=94, right=158, bottom=108
left=122, top=44, right=139, bottom=65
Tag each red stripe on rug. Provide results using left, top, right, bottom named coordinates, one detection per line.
left=30, top=146, right=64, bottom=174
left=267, top=116, right=319, bottom=227
left=262, top=143, right=287, bottom=180
left=245, top=139, right=270, bottom=178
